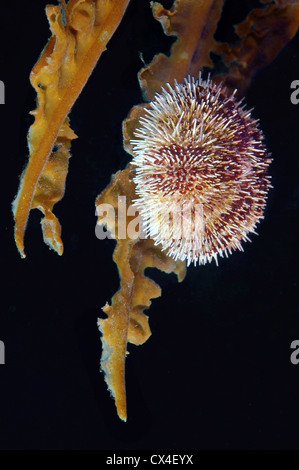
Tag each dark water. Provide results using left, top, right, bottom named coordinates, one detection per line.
left=0, top=0, right=299, bottom=450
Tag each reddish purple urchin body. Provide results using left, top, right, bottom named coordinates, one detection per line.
left=131, top=75, right=272, bottom=266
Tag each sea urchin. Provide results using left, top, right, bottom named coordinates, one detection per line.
left=131, top=75, right=271, bottom=266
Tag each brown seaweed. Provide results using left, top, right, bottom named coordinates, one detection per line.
left=13, top=0, right=131, bottom=258
left=97, top=0, right=299, bottom=420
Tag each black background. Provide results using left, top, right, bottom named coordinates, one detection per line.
left=0, top=0, right=299, bottom=450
